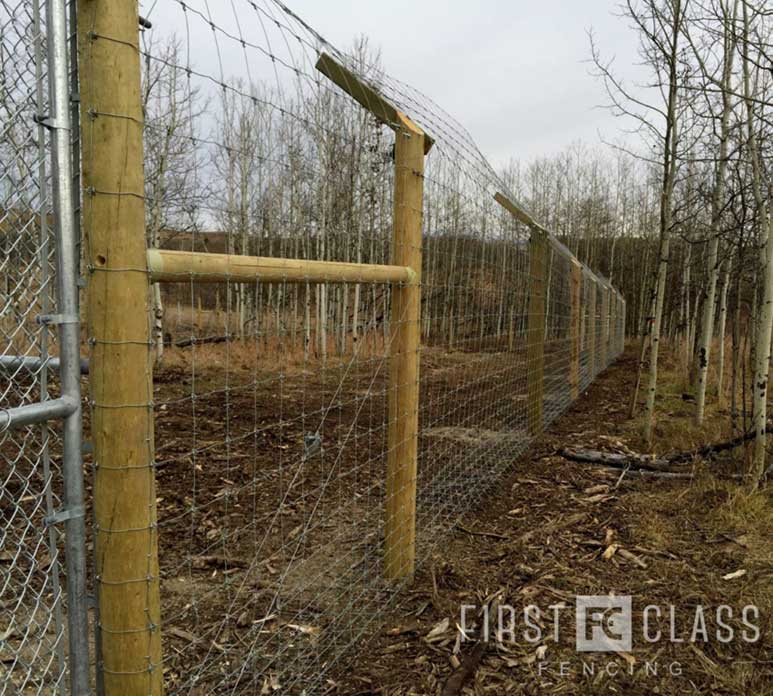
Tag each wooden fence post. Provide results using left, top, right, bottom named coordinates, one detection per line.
left=385, top=113, right=425, bottom=581
left=622, top=298, right=627, bottom=353
left=527, top=230, right=547, bottom=436
left=600, top=283, right=609, bottom=370
left=587, top=277, right=597, bottom=378
left=579, top=274, right=587, bottom=365
left=78, top=1, right=163, bottom=693
left=569, top=261, right=582, bottom=400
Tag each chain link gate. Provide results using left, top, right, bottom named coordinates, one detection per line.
left=1, top=0, right=89, bottom=693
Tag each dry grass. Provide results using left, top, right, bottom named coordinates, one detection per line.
left=629, top=337, right=756, bottom=457
left=158, top=330, right=390, bottom=376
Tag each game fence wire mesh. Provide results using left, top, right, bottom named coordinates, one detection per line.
left=1, top=0, right=69, bottom=692
left=130, top=2, right=623, bottom=692
left=1, top=0, right=624, bottom=693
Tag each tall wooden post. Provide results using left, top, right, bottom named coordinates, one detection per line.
left=527, top=230, right=547, bottom=436
left=579, top=276, right=587, bottom=363
left=569, top=260, right=582, bottom=400
left=587, top=278, right=597, bottom=378
left=78, top=1, right=163, bottom=693
left=611, top=292, right=618, bottom=358
left=600, top=283, right=610, bottom=369
left=385, top=113, right=425, bottom=581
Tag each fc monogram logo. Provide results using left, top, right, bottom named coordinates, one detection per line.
left=576, top=596, right=633, bottom=652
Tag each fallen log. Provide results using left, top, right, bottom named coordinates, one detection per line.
left=174, top=334, right=231, bottom=348
left=558, top=425, right=773, bottom=475
left=557, top=448, right=675, bottom=472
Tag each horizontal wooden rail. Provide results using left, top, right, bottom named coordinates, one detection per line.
left=147, top=249, right=417, bottom=285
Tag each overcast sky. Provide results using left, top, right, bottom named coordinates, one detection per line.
left=142, top=0, right=647, bottom=169
left=284, top=0, right=646, bottom=167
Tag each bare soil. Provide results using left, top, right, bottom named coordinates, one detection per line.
left=148, top=340, right=575, bottom=693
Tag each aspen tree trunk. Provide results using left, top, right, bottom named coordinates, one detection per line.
left=750, top=279, right=759, bottom=371
left=629, top=288, right=656, bottom=418
left=369, top=222, right=377, bottom=352
left=680, top=242, right=691, bottom=367
left=497, top=240, right=507, bottom=338
left=225, top=145, right=236, bottom=339
left=303, top=225, right=311, bottom=361
left=290, top=165, right=300, bottom=351
left=716, top=258, right=731, bottom=406
left=695, top=1, right=737, bottom=423
left=423, top=208, right=435, bottom=341
left=731, top=268, right=741, bottom=433
left=238, top=122, right=251, bottom=341
left=353, top=210, right=363, bottom=341
left=147, top=161, right=166, bottom=363
left=643, top=0, right=682, bottom=446
left=544, top=245, right=553, bottom=340
left=443, top=197, right=460, bottom=349
left=751, top=214, right=773, bottom=486
left=479, top=221, right=488, bottom=345
left=318, top=173, right=328, bottom=363
left=742, top=0, right=771, bottom=487
left=689, top=289, right=700, bottom=364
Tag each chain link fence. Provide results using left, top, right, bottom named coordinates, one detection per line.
left=1, top=1, right=68, bottom=692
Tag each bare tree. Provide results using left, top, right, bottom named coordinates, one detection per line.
left=142, top=33, right=203, bottom=360
left=592, top=0, right=690, bottom=445
left=740, top=0, right=773, bottom=488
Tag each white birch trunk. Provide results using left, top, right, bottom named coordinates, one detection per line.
left=694, top=0, right=737, bottom=423
left=716, top=258, right=731, bottom=406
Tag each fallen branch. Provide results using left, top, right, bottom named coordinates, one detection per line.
left=441, top=641, right=487, bottom=696
left=455, top=522, right=509, bottom=541
left=666, top=425, right=773, bottom=463
left=191, top=555, right=250, bottom=570
left=558, top=426, right=773, bottom=477
left=174, top=334, right=231, bottom=348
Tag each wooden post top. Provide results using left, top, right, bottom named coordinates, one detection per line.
left=494, top=192, right=548, bottom=235
left=316, top=51, right=434, bottom=153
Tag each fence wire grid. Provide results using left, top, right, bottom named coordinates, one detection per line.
left=1, top=0, right=625, bottom=693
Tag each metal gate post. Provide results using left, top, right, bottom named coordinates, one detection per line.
left=47, top=0, right=91, bottom=692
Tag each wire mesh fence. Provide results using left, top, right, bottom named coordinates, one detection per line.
left=3, top=0, right=624, bottom=694
left=1, top=1, right=69, bottom=693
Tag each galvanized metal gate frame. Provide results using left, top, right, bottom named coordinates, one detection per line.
left=1, top=0, right=90, bottom=692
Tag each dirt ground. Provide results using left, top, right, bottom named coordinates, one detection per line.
left=148, top=338, right=569, bottom=693
left=331, top=348, right=773, bottom=695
